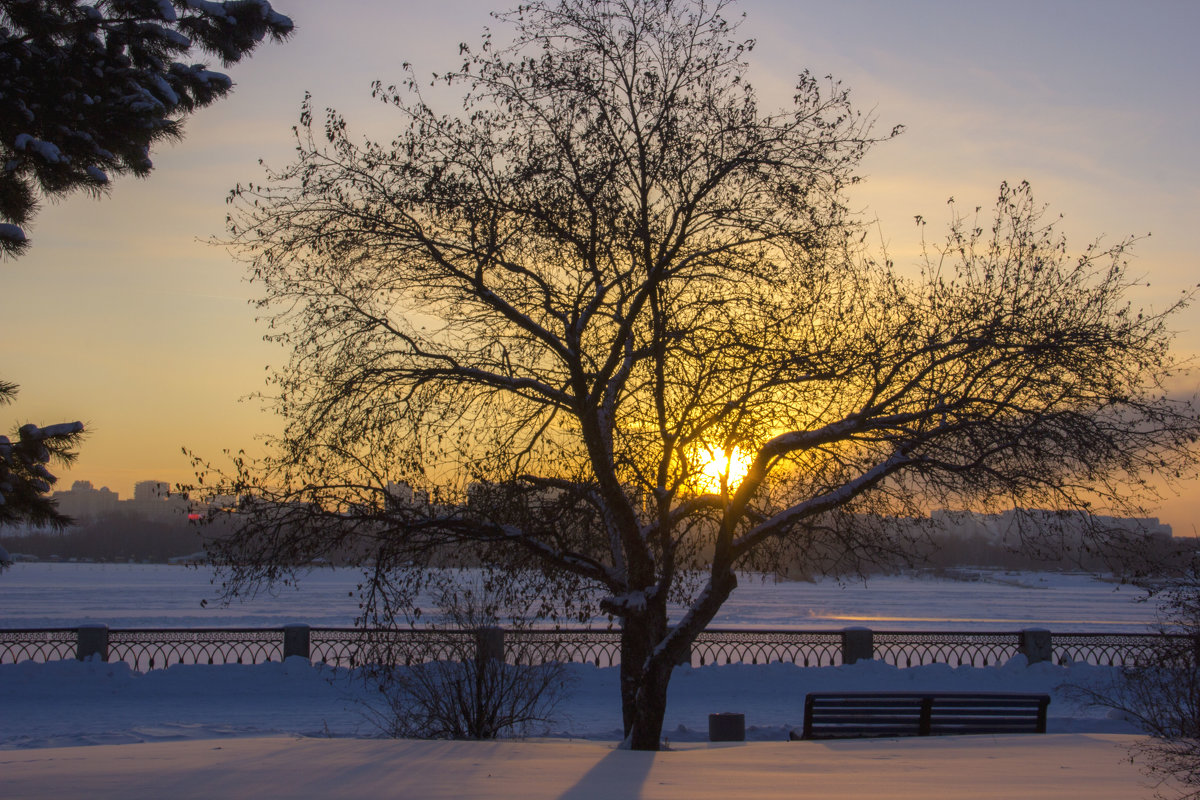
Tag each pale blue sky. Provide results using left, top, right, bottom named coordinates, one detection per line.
left=4, top=0, right=1198, bottom=530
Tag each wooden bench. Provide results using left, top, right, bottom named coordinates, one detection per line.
left=795, top=692, right=1050, bottom=740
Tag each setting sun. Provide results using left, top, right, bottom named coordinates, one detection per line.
left=697, top=446, right=753, bottom=494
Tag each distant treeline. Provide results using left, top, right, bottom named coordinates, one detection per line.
left=774, top=526, right=1193, bottom=580
left=4, top=509, right=1192, bottom=577
left=0, top=513, right=234, bottom=563
left=921, top=529, right=1191, bottom=576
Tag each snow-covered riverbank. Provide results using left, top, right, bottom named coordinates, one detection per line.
left=0, top=563, right=1160, bottom=631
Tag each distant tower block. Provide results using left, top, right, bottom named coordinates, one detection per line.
left=134, top=480, right=169, bottom=503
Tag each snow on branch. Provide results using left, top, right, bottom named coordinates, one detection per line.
left=0, top=417, right=84, bottom=524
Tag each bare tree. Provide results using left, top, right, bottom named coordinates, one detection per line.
left=200, top=0, right=1199, bottom=749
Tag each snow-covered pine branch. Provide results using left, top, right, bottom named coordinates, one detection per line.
left=0, top=383, right=83, bottom=528
left=0, top=0, right=293, bottom=257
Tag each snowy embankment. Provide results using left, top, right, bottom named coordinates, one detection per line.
left=1, top=656, right=1154, bottom=798
left=0, top=736, right=1149, bottom=800
left=0, top=653, right=1134, bottom=750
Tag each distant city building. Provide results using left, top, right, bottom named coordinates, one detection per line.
left=52, top=480, right=121, bottom=523
left=930, top=508, right=1172, bottom=542
left=377, top=481, right=431, bottom=513
left=132, top=480, right=189, bottom=522
left=1, top=478, right=196, bottom=535
left=134, top=480, right=170, bottom=504
left=385, top=481, right=414, bottom=506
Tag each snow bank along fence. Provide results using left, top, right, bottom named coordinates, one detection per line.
left=0, top=625, right=1184, bottom=672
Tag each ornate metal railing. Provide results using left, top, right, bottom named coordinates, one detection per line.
left=0, top=625, right=1184, bottom=672
left=873, top=631, right=1020, bottom=668
left=106, top=629, right=284, bottom=671
left=507, top=628, right=623, bottom=667
left=691, top=630, right=844, bottom=667
left=0, top=628, right=76, bottom=664
left=310, top=628, right=474, bottom=668
left=1052, top=632, right=1191, bottom=667
left=309, top=628, right=624, bottom=668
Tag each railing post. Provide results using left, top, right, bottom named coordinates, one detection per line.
left=476, top=626, right=505, bottom=665
left=1020, top=628, right=1052, bottom=665
left=841, top=627, right=874, bottom=664
left=282, top=624, right=311, bottom=662
left=77, top=624, right=109, bottom=662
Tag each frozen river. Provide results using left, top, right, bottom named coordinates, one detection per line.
left=0, top=562, right=1161, bottom=631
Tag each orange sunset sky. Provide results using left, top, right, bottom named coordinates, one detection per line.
left=4, top=0, right=1199, bottom=532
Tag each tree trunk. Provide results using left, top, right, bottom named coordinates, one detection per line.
left=619, top=608, right=672, bottom=750
left=625, top=659, right=673, bottom=750
left=619, top=627, right=645, bottom=738
left=616, top=569, right=741, bottom=750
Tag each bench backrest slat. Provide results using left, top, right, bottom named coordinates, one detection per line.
left=801, top=692, right=1050, bottom=739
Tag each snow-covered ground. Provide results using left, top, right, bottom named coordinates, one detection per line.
left=0, top=735, right=1151, bottom=800
left=0, top=652, right=1162, bottom=797
left=0, top=652, right=1134, bottom=750
left=0, top=563, right=1160, bottom=630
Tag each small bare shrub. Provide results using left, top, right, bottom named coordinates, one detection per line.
left=364, top=583, right=573, bottom=740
